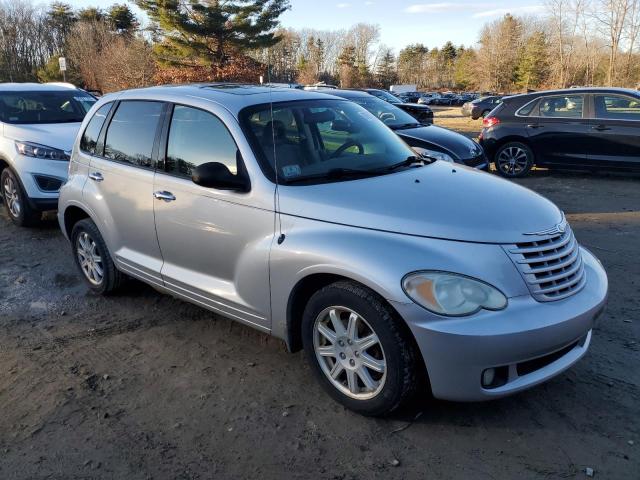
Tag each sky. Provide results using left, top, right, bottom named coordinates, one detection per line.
left=65, top=0, right=547, bottom=52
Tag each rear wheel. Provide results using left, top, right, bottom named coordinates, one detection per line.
left=71, top=218, right=124, bottom=295
left=302, top=281, right=417, bottom=416
left=494, top=141, right=534, bottom=178
left=481, top=109, right=491, bottom=118
left=1, top=168, right=41, bottom=227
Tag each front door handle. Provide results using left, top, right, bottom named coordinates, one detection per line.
left=593, top=125, right=611, bottom=131
left=153, top=190, right=176, bottom=202
left=88, top=172, right=103, bottom=182
left=526, top=124, right=542, bottom=129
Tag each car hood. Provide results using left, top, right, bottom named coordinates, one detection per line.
left=395, top=124, right=481, bottom=160
left=396, top=102, right=431, bottom=110
left=3, top=122, right=82, bottom=152
left=279, top=161, right=562, bottom=244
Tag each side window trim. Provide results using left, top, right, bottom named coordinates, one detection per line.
left=157, top=102, right=246, bottom=182
left=97, top=99, right=166, bottom=170
left=515, top=97, right=540, bottom=117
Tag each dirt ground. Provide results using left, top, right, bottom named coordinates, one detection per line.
left=1, top=115, right=639, bottom=479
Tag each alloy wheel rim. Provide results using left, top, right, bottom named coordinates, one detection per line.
left=497, top=146, right=528, bottom=176
left=76, top=231, right=104, bottom=286
left=313, top=306, right=387, bottom=400
left=3, top=176, right=21, bottom=218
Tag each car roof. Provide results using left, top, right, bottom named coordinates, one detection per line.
left=504, top=87, right=640, bottom=102
left=0, top=82, right=86, bottom=92
left=112, top=83, right=337, bottom=115
left=322, top=89, right=373, bottom=99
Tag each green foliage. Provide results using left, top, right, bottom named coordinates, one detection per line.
left=36, top=55, right=81, bottom=84
left=135, top=0, right=290, bottom=66
left=77, top=7, right=104, bottom=22
left=515, top=31, right=549, bottom=90
left=375, top=50, right=397, bottom=88
left=107, top=4, right=139, bottom=34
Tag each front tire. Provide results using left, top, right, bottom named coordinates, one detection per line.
left=71, top=218, right=123, bottom=295
left=302, top=281, right=417, bottom=416
left=1, top=168, right=41, bottom=227
left=494, top=141, right=534, bottom=178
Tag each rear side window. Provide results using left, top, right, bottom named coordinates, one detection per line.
left=104, top=101, right=163, bottom=169
left=517, top=99, right=538, bottom=117
left=539, top=95, right=584, bottom=118
left=165, top=105, right=238, bottom=177
left=80, top=103, right=113, bottom=155
left=594, top=94, right=640, bottom=120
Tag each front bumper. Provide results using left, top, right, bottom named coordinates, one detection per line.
left=11, top=154, right=68, bottom=204
left=392, top=247, right=608, bottom=401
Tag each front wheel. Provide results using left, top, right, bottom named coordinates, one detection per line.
left=1, top=169, right=41, bottom=227
left=302, top=281, right=417, bottom=416
left=494, top=141, right=534, bottom=178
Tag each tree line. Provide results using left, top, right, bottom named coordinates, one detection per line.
left=2, top=0, right=640, bottom=93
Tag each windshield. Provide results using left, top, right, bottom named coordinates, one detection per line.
left=0, top=90, right=96, bottom=124
left=372, top=90, right=402, bottom=103
left=240, top=99, right=419, bottom=184
left=340, top=95, right=420, bottom=129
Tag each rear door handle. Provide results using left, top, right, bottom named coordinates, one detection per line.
left=593, top=125, right=611, bottom=131
left=88, top=172, right=103, bottom=182
left=153, top=190, right=176, bottom=202
left=526, top=124, right=542, bottom=129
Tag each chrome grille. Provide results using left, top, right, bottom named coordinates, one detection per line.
left=504, top=226, right=586, bottom=302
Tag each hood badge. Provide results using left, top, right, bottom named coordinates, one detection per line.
left=524, top=220, right=567, bottom=236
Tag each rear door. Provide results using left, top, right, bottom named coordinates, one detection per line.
left=83, top=100, right=166, bottom=286
left=587, top=93, right=640, bottom=168
left=526, top=94, right=589, bottom=167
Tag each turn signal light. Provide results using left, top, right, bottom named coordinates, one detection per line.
left=482, top=116, right=500, bottom=128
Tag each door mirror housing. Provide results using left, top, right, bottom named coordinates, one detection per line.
left=192, top=162, right=249, bottom=192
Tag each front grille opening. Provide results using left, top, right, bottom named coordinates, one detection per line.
left=516, top=341, right=578, bottom=376
left=34, top=175, right=62, bottom=192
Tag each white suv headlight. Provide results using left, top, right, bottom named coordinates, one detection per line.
left=15, top=141, right=70, bottom=161
left=402, top=271, right=507, bottom=316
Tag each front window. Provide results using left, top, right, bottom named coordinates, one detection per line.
left=594, top=94, right=640, bottom=120
left=240, top=99, right=419, bottom=184
left=0, top=90, right=96, bottom=124
left=371, top=90, right=402, bottom=104
left=342, top=96, right=420, bottom=129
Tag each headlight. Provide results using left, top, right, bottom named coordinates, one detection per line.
left=413, top=147, right=455, bottom=163
left=402, top=271, right=507, bottom=316
left=15, top=141, right=70, bottom=161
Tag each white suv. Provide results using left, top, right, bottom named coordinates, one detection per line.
left=0, top=83, right=96, bottom=226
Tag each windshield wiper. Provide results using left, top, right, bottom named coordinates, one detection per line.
left=390, top=122, right=423, bottom=130
left=282, top=168, right=383, bottom=184
left=384, top=155, right=429, bottom=172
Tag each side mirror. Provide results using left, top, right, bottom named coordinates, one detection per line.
left=192, top=162, right=249, bottom=192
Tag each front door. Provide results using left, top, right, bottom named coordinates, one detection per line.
left=527, top=94, right=589, bottom=167
left=153, top=104, right=274, bottom=331
left=587, top=93, right=640, bottom=169
left=83, top=100, right=165, bottom=286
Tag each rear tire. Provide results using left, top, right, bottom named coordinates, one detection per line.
left=71, top=218, right=124, bottom=295
left=494, top=141, right=534, bottom=178
left=1, top=168, right=41, bottom=227
left=302, top=281, right=417, bottom=416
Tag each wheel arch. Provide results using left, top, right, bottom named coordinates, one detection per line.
left=63, top=205, right=91, bottom=239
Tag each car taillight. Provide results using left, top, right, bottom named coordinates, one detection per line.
left=483, top=116, right=500, bottom=128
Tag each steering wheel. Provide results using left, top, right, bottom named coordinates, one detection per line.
left=379, top=112, right=396, bottom=123
left=330, top=140, right=365, bottom=159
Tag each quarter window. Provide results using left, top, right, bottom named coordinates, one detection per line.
left=104, top=101, right=163, bottom=169
left=539, top=95, right=584, bottom=118
left=165, top=105, right=238, bottom=178
left=80, top=103, right=113, bottom=155
left=594, top=94, right=640, bottom=120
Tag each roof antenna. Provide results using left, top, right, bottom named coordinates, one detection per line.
left=267, top=49, right=285, bottom=245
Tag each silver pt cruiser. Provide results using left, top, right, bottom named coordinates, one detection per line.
left=58, top=85, right=608, bottom=416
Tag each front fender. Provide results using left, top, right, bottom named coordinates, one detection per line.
left=269, top=215, right=529, bottom=342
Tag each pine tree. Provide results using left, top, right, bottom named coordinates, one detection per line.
left=516, top=31, right=549, bottom=90
left=375, top=50, right=397, bottom=88
left=107, top=4, right=139, bottom=35
left=135, top=0, right=290, bottom=66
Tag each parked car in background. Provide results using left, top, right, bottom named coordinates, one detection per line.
left=362, top=88, right=434, bottom=124
left=396, top=91, right=423, bottom=103
left=461, top=96, right=503, bottom=119
left=58, top=84, right=608, bottom=416
left=0, top=83, right=96, bottom=226
left=329, top=89, right=487, bottom=169
left=480, top=87, right=640, bottom=177
left=416, top=92, right=440, bottom=105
